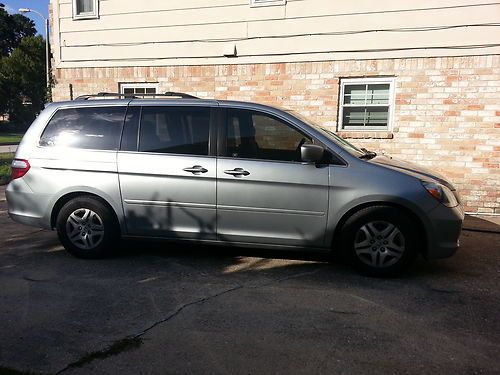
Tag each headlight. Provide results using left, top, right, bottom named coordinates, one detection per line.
left=422, top=181, right=458, bottom=208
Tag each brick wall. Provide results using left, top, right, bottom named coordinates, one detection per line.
left=52, top=55, right=500, bottom=213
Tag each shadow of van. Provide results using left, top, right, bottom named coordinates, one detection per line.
left=108, top=194, right=459, bottom=279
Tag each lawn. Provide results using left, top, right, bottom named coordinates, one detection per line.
left=0, top=153, right=14, bottom=184
left=0, top=134, right=23, bottom=144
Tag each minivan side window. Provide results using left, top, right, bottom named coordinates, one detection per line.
left=40, top=106, right=126, bottom=150
left=138, top=106, right=210, bottom=156
left=226, top=109, right=312, bottom=162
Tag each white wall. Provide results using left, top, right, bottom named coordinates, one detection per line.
left=50, top=0, right=500, bottom=68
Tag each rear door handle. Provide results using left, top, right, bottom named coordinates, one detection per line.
left=224, top=168, right=250, bottom=177
left=183, top=165, right=208, bottom=175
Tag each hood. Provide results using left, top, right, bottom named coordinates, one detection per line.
left=369, top=155, right=456, bottom=190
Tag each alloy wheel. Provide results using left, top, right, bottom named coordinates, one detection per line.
left=353, top=221, right=405, bottom=268
left=65, top=208, right=105, bottom=250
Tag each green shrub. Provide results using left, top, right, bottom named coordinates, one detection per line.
left=0, top=153, right=13, bottom=184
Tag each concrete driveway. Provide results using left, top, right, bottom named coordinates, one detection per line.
left=0, top=144, right=17, bottom=153
left=0, top=189, right=499, bottom=375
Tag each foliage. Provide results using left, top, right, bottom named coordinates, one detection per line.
left=0, top=4, right=46, bottom=128
left=0, top=36, right=47, bottom=127
left=0, top=153, right=13, bottom=184
left=0, top=152, right=14, bottom=160
left=0, top=4, right=37, bottom=57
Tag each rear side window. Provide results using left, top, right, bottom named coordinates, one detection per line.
left=40, top=107, right=126, bottom=150
left=139, top=106, right=210, bottom=156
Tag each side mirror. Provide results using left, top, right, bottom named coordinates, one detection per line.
left=301, top=144, right=324, bottom=163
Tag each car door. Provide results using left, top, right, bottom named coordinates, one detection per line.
left=118, top=104, right=217, bottom=239
left=216, top=108, right=330, bottom=247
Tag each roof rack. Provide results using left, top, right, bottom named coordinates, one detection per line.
left=75, top=92, right=199, bottom=100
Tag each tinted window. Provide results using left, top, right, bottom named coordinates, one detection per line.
left=40, top=106, right=126, bottom=150
left=120, top=107, right=140, bottom=151
left=139, top=107, right=210, bottom=156
left=226, top=109, right=312, bottom=162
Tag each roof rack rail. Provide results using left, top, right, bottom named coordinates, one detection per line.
left=75, top=92, right=199, bottom=100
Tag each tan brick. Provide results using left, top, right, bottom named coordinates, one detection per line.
left=51, top=55, right=500, bottom=213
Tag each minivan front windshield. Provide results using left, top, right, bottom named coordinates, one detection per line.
left=286, top=110, right=367, bottom=158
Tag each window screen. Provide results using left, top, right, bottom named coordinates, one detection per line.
left=74, top=0, right=97, bottom=17
left=139, top=107, right=210, bottom=156
left=76, top=0, right=94, bottom=14
left=121, top=84, right=158, bottom=98
left=40, top=107, right=126, bottom=150
left=250, top=0, right=286, bottom=6
left=340, top=80, right=393, bottom=130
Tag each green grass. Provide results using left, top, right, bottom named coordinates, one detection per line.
left=0, top=153, right=15, bottom=161
left=0, top=134, right=23, bottom=144
left=0, top=153, right=14, bottom=183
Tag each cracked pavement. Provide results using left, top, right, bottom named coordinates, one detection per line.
left=0, top=197, right=499, bottom=374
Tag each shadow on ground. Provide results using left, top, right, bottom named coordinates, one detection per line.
left=464, top=214, right=500, bottom=233
left=1, top=198, right=499, bottom=375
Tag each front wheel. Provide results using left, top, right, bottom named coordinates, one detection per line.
left=340, top=206, right=419, bottom=277
left=56, top=196, right=120, bottom=258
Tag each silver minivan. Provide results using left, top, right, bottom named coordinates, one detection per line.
left=6, top=93, right=464, bottom=276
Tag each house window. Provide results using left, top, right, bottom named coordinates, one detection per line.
left=339, top=78, right=395, bottom=131
left=120, top=83, right=158, bottom=98
left=250, top=0, right=286, bottom=7
left=73, top=0, right=99, bottom=19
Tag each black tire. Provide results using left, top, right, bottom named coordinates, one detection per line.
left=56, top=196, right=120, bottom=258
left=340, top=206, right=419, bottom=277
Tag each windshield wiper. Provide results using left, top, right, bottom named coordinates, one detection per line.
left=359, top=148, right=377, bottom=160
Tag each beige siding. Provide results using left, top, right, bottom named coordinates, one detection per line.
left=50, top=0, right=500, bottom=68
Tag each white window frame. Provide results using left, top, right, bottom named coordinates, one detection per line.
left=72, top=0, right=99, bottom=20
left=250, top=0, right=286, bottom=7
left=338, top=77, right=395, bottom=132
left=120, top=83, right=159, bottom=97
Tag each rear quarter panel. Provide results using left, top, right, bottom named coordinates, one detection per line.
left=8, top=103, right=125, bottom=231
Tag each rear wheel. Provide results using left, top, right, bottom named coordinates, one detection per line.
left=56, top=196, right=119, bottom=258
left=340, top=206, right=419, bottom=277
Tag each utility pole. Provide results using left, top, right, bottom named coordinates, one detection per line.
left=18, top=8, right=51, bottom=101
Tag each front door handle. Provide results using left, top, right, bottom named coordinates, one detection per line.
left=183, top=165, right=208, bottom=175
left=224, top=168, right=250, bottom=177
